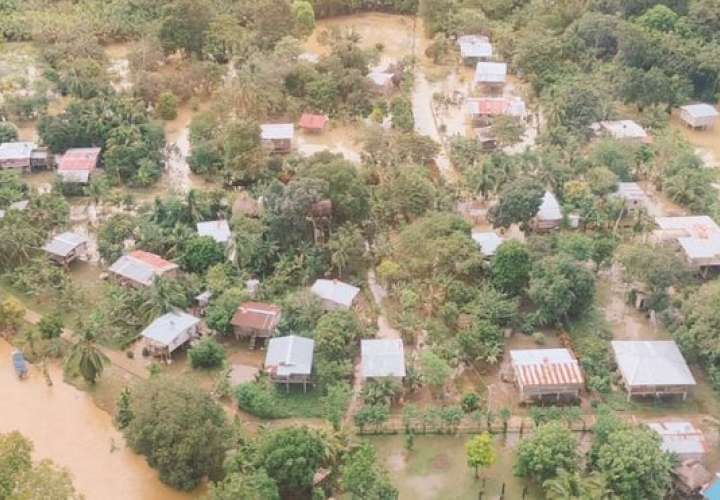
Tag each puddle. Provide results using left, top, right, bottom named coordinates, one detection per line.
left=0, top=339, right=195, bottom=500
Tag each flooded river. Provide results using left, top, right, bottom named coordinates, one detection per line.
left=0, top=339, right=194, bottom=500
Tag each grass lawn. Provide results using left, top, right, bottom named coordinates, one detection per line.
left=274, top=387, right=325, bottom=418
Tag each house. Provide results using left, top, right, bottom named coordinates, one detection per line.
left=704, top=473, right=720, bottom=499
left=611, top=182, right=648, bottom=215
left=108, top=250, right=179, bottom=287
left=261, top=124, right=294, bottom=154
left=140, top=311, right=200, bottom=359
left=368, top=70, right=395, bottom=95
left=466, top=97, right=526, bottom=126
left=457, top=35, right=492, bottom=64
left=310, top=279, right=360, bottom=310
left=56, top=147, right=101, bottom=184
left=611, top=340, right=696, bottom=401
left=510, top=348, right=584, bottom=402
left=653, top=216, right=720, bottom=270
left=472, top=231, right=504, bottom=257
left=43, top=232, right=89, bottom=266
left=474, top=62, right=507, bottom=88
left=646, top=421, right=706, bottom=462
left=298, top=113, right=329, bottom=133
left=591, top=120, right=650, bottom=143
left=265, top=335, right=315, bottom=391
left=679, top=103, right=718, bottom=129
left=361, top=339, right=406, bottom=379
left=534, top=191, right=563, bottom=231
left=196, top=220, right=231, bottom=244
left=231, top=302, right=281, bottom=347
left=0, top=142, right=47, bottom=171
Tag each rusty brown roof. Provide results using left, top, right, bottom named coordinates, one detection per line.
left=511, top=349, right=583, bottom=387
left=231, top=302, right=281, bottom=331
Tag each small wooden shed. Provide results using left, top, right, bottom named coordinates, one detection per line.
left=43, top=232, right=89, bottom=266
left=231, top=302, right=282, bottom=347
left=261, top=124, right=294, bottom=154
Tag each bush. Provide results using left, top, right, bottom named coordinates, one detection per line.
left=156, top=92, right=178, bottom=120
left=0, top=122, right=18, bottom=142
left=461, top=392, right=480, bottom=413
left=188, top=338, right=226, bottom=369
left=235, top=380, right=287, bottom=419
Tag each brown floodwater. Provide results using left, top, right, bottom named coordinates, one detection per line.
left=670, top=107, right=720, bottom=168
left=0, top=339, right=196, bottom=500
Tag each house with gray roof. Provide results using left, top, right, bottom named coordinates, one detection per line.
left=197, top=220, right=231, bottom=244
left=0, top=199, right=29, bottom=220
left=612, top=182, right=648, bottom=215
left=472, top=231, right=504, bottom=257
left=108, top=250, right=179, bottom=287
left=474, top=61, right=507, bottom=87
left=457, top=35, right=492, bottom=64
left=43, top=232, right=89, bottom=265
left=261, top=124, right=294, bottom=153
left=141, top=310, right=201, bottom=358
left=0, top=142, right=36, bottom=171
left=611, top=340, right=696, bottom=401
left=653, top=216, right=720, bottom=270
left=361, top=339, right=406, bottom=379
left=646, top=421, right=706, bottom=462
left=311, top=279, right=360, bottom=310
left=265, top=335, right=315, bottom=391
left=679, top=103, right=718, bottom=129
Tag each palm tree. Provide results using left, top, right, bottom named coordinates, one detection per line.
left=543, top=469, right=614, bottom=500
left=65, top=326, right=109, bottom=385
left=141, top=277, right=187, bottom=321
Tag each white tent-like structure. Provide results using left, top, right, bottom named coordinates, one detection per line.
left=535, top=191, right=563, bottom=230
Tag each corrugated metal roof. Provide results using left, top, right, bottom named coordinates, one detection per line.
left=474, top=62, right=507, bottom=83
left=510, top=349, right=583, bottom=387
left=197, top=220, right=231, bottom=243
left=647, top=421, right=706, bottom=458
left=298, top=113, right=329, bottom=130
left=361, top=339, right=405, bottom=378
left=458, top=35, right=492, bottom=59
left=231, top=302, right=281, bottom=331
left=0, top=142, right=34, bottom=162
left=472, top=231, right=504, bottom=256
left=311, top=279, right=360, bottom=308
left=141, top=311, right=199, bottom=347
left=265, top=335, right=314, bottom=376
left=57, top=148, right=100, bottom=172
left=611, top=341, right=696, bottom=387
left=43, top=232, right=88, bottom=257
left=261, top=124, right=294, bottom=140
left=593, top=120, right=648, bottom=140
left=655, top=216, right=720, bottom=262
left=681, top=103, right=719, bottom=119
left=109, top=251, right=177, bottom=286
left=57, top=169, right=90, bottom=183
left=613, top=182, right=648, bottom=202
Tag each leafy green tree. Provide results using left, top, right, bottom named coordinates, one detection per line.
left=159, top=0, right=210, bottom=57
left=141, top=277, right=189, bottom=321
left=491, top=240, right=531, bottom=296
left=208, top=471, right=280, bottom=500
left=188, top=338, right=226, bottom=369
left=235, top=379, right=286, bottom=419
left=491, top=116, right=525, bottom=147
left=466, top=433, right=496, bottom=478
left=64, top=326, right=109, bottom=384
left=327, top=223, right=365, bottom=278
left=390, top=96, right=415, bottom=132
left=38, top=312, right=63, bottom=339
left=528, top=255, right=595, bottom=326
left=0, top=297, right=25, bottom=335
left=206, top=288, right=248, bottom=335
left=488, top=178, right=545, bottom=230
left=156, top=92, right=178, bottom=120
left=180, top=235, right=225, bottom=273
left=543, top=469, right=611, bottom=500
left=321, top=383, right=352, bottom=430
left=124, top=376, right=228, bottom=490
left=636, top=5, right=679, bottom=32
left=514, top=421, right=578, bottom=483
left=292, top=1, right=315, bottom=38
left=256, top=427, right=327, bottom=496
left=341, top=442, right=398, bottom=500
left=0, top=431, right=32, bottom=499
left=0, top=122, right=18, bottom=142
left=114, top=386, right=134, bottom=430
left=420, top=351, right=451, bottom=396
left=97, top=214, right=136, bottom=263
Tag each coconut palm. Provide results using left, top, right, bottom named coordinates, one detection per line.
left=65, top=326, right=109, bottom=385
left=140, top=276, right=187, bottom=321
left=543, top=468, right=614, bottom=500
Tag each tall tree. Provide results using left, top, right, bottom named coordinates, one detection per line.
left=64, top=325, right=109, bottom=385
left=465, top=433, right=496, bottom=478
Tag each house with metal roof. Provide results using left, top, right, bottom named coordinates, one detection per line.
left=311, top=279, right=360, bottom=310
left=611, top=340, right=696, bottom=401
left=140, top=311, right=200, bottom=358
left=591, top=120, right=650, bottom=143
left=534, top=191, right=563, bottom=231
left=298, top=113, right=329, bottom=133
left=56, top=147, right=101, bottom=184
left=466, top=97, right=526, bottom=126
left=261, top=124, right=294, bottom=154
left=231, top=301, right=281, bottom=347
left=611, top=182, right=648, bottom=215
left=646, top=421, right=706, bottom=462
left=43, top=232, right=89, bottom=266
left=679, top=103, right=718, bottom=130
left=474, top=62, right=507, bottom=87
left=196, top=220, right=231, bottom=244
left=0, top=142, right=33, bottom=171
left=510, top=348, right=584, bottom=401
left=457, top=35, right=492, bottom=64
left=654, top=216, right=720, bottom=269
left=472, top=231, right=504, bottom=257
left=361, top=339, right=406, bottom=379
left=108, top=250, right=179, bottom=287
left=265, top=335, right=315, bottom=391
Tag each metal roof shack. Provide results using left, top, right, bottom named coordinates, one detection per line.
left=361, top=339, right=406, bottom=379
left=141, top=311, right=200, bottom=356
left=679, top=103, right=718, bottom=129
left=43, top=232, right=89, bottom=265
left=265, top=335, right=315, bottom=390
left=654, top=216, right=720, bottom=268
left=231, top=302, right=281, bottom=345
left=261, top=124, right=294, bottom=153
left=298, top=113, right=329, bottom=132
left=57, top=148, right=101, bottom=184
left=472, top=231, right=504, bottom=257
left=534, top=191, right=563, bottom=230
left=0, top=142, right=34, bottom=170
left=311, top=279, right=360, bottom=310
left=611, top=340, right=696, bottom=401
left=457, top=35, right=492, bottom=61
left=196, top=220, right=231, bottom=244
left=612, top=182, right=648, bottom=212
left=591, top=120, right=650, bottom=143
left=510, top=348, right=583, bottom=401
left=466, top=97, right=526, bottom=121
left=646, top=421, right=706, bottom=462
left=474, top=62, right=507, bottom=85
left=109, top=250, right=179, bottom=287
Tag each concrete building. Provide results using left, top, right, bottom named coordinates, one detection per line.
left=679, top=104, right=718, bottom=130
left=510, top=348, right=584, bottom=401
left=361, top=339, right=406, bottom=379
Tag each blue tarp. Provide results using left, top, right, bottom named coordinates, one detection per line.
left=705, top=476, right=720, bottom=499
left=12, top=351, right=27, bottom=377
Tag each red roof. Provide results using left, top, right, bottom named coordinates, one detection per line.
left=517, top=361, right=583, bottom=387
left=57, top=148, right=101, bottom=172
left=129, top=250, right=177, bottom=272
left=468, top=98, right=509, bottom=116
left=231, top=302, right=281, bottom=331
left=298, top=113, right=329, bottom=130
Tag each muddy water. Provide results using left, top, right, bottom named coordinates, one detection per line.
left=296, top=124, right=362, bottom=163
left=670, top=107, right=720, bottom=168
left=0, top=339, right=194, bottom=500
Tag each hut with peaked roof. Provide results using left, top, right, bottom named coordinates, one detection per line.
left=611, top=340, right=696, bottom=401
left=108, top=250, right=179, bottom=287
left=140, top=311, right=201, bottom=359
left=265, top=335, right=315, bottom=391
left=298, top=113, right=329, bottom=133
left=510, top=348, right=584, bottom=402
left=261, top=124, right=294, bottom=154
left=310, top=279, right=360, bottom=310
left=361, top=339, right=406, bottom=380
left=231, top=301, right=281, bottom=347
left=43, top=232, right=89, bottom=266
left=534, top=191, right=563, bottom=231
left=679, top=103, right=718, bottom=130
left=457, top=35, right=492, bottom=64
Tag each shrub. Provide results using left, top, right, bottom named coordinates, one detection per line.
left=188, top=338, right=226, bottom=369
left=235, top=380, right=287, bottom=419
left=461, top=392, right=480, bottom=413
left=0, top=122, right=18, bottom=142
left=156, top=92, right=178, bottom=120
